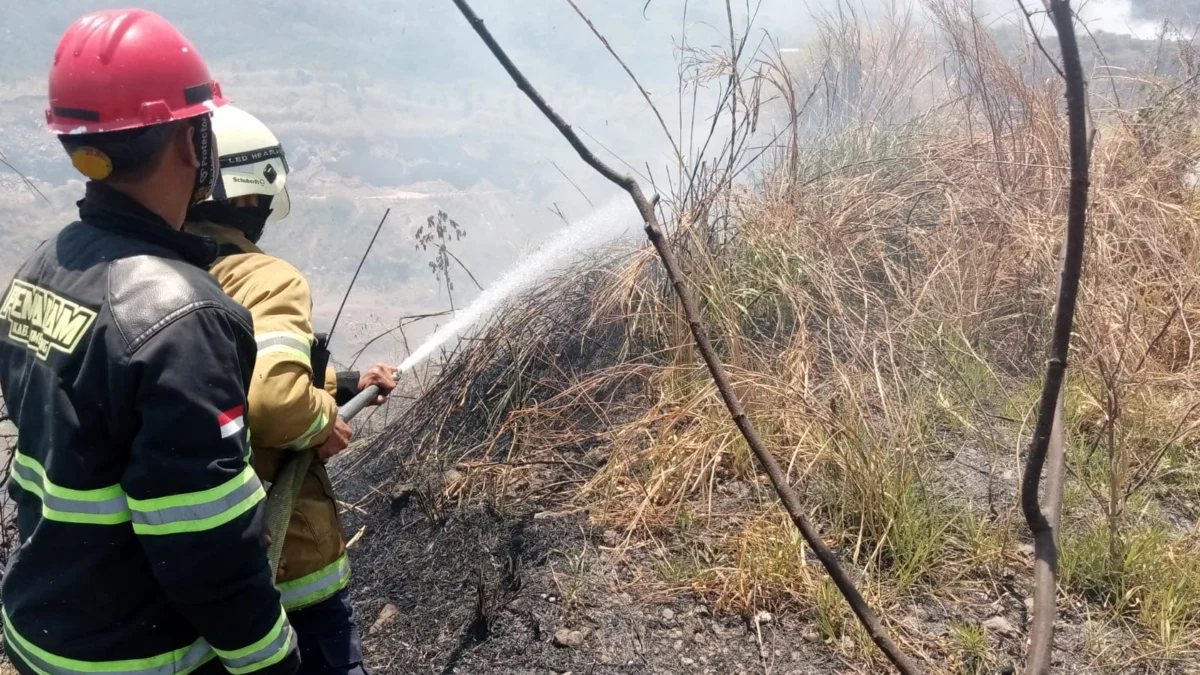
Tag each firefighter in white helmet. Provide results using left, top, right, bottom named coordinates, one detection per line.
left=184, top=104, right=396, bottom=675
left=194, top=104, right=292, bottom=243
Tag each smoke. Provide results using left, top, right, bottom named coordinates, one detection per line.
left=979, top=0, right=1161, bottom=38
left=1073, top=0, right=1159, bottom=38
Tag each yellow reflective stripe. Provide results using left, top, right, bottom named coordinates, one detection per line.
left=3, top=609, right=216, bottom=675
left=127, top=465, right=265, bottom=535
left=283, top=412, right=329, bottom=450
left=213, top=609, right=296, bottom=674
left=10, top=451, right=130, bottom=525
left=278, top=554, right=351, bottom=610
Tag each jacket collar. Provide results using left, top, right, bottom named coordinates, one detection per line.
left=78, top=182, right=220, bottom=268
left=180, top=220, right=264, bottom=257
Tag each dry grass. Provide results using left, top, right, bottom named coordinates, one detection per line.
left=342, top=1, right=1200, bottom=671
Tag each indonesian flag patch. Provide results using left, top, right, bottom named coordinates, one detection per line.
left=218, top=406, right=245, bottom=439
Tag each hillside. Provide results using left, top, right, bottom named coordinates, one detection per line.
left=2, top=0, right=801, bottom=364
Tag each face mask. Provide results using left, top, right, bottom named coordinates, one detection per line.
left=238, top=197, right=274, bottom=244
left=189, top=114, right=218, bottom=207
left=187, top=196, right=274, bottom=244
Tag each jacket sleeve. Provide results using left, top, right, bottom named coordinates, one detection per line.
left=246, top=259, right=339, bottom=450
left=324, top=367, right=362, bottom=407
left=122, top=306, right=299, bottom=675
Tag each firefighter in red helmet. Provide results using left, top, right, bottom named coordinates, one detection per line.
left=0, top=10, right=299, bottom=675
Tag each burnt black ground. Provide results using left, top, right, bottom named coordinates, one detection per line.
left=342, top=498, right=844, bottom=675
left=330, top=435, right=1137, bottom=675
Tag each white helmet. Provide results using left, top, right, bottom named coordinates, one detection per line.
left=209, top=104, right=291, bottom=221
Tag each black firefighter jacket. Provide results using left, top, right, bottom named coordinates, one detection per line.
left=0, top=183, right=300, bottom=675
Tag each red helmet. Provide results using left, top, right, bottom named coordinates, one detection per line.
left=46, top=9, right=228, bottom=135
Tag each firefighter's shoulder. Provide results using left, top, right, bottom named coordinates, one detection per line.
left=217, top=252, right=310, bottom=290
left=107, top=254, right=253, bottom=350
left=211, top=252, right=315, bottom=316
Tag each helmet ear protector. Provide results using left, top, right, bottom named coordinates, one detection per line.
left=59, top=121, right=181, bottom=181
left=70, top=147, right=114, bottom=180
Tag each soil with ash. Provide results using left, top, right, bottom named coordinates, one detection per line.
left=333, top=438, right=1120, bottom=675
left=341, top=498, right=842, bottom=675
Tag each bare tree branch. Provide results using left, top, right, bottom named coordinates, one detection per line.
left=330, top=209, right=390, bottom=343
left=348, top=311, right=455, bottom=368
left=0, top=150, right=50, bottom=204
left=1015, top=0, right=1066, bottom=80
left=1023, top=1, right=1091, bottom=673
left=449, top=1, right=920, bottom=672
left=563, top=0, right=683, bottom=168
left=442, top=246, right=484, bottom=292
left=550, top=160, right=595, bottom=208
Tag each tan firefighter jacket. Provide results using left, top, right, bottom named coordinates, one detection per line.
left=184, top=220, right=356, bottom=612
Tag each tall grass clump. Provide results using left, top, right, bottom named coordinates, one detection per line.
left=347, top=0, right=1200, bottom=670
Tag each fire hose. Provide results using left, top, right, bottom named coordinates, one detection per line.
left=264, top=210, right=392, bottom=576
left=264, top=376, right=394, bottom=575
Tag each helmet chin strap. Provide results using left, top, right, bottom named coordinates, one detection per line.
left=187, top=195, right=274, bottom=244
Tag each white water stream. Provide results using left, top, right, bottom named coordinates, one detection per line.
left=396, top=196, right=638, bottom=373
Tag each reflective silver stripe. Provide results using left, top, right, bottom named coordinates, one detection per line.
left=12, top=462, right=129, bottom=518
left=279, top=555, right=352, bottom=610
left=216, top=624, right=292, bottom=667
left=127, top=466, right=265, bottom=536
left=10, top=453, right=130, bottom=525
left=4, top=615, right=215, bottom=675
left=255, top=332, right=312, bottom=363
left=130, top=473, right=263, bottom=528
left=212, top=611, right=295, bottom=675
